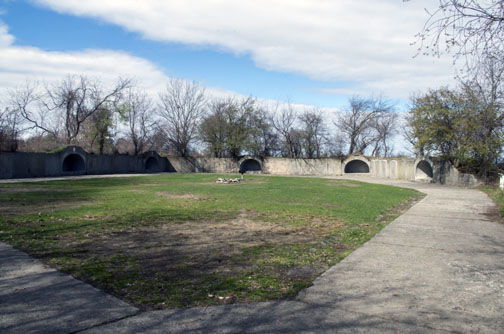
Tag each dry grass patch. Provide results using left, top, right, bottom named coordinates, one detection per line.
left=155, top=192, right=210, bottom=201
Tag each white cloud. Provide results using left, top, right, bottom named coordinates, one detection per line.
left=32, top=0, right=456, bottom=99
left=0, top=21, right=246, bottom=103
left=0, top=24, right=167, bottom=94
left=0, top=22, right=14, bottom=47
left=0, top=23, right=308, bottom=113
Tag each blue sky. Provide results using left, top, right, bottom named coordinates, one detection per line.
left=0, top=0, right=454, bottom=111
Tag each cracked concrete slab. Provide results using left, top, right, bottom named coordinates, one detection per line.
left=298, top=177, right=504, bottom=334
left=79, top=301, right=444, bottom=334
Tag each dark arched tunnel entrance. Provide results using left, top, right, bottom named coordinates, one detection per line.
left=145, top=157, right=160, bottom=172
left=344, top=160, right=370, bottom=173
left=416, top=160, right=433, bottom=178
left=239, top=159, right=262, bottom=173
left=62, top=154, right=85, bottom=174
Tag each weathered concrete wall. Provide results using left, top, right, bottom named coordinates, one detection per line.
left=396, top=159, right=417, bottom=181
left=166, top=157, right=344, bottom=176
left=369, top=159, right=417, bottom=181
left=371, top=160, right=389, bottom=178
left=166, top=157, right=238, bottom=174
left=0, top=146, right=173, bottom=179
left=0, top=151, right=61, bottom=179
left=263, top=158, right=342, bottom=175
left=432, top=161, right=481, bottom=187
left=1, top=148, right=481, bottom=187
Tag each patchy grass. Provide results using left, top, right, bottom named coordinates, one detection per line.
left=480, top=185, right=504, bottom=222
left=0, top=174, right=422, bottom=310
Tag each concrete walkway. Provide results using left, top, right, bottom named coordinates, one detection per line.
left=2, top=177, right=504, bottom=333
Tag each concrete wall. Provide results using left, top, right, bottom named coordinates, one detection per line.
left=0, top=146, right=173, bottom=179
left=166, top=157, right=238, bottom=174
left=1, top=148, right=481, bottom=187
left=164, top=155, right=419, bottom=181
left=263, top=158, right=343, bottom=176
left=369, top=159, right=417, bottom=180
left=432, top=160, right=481, bottom=187
left=0, top=151, right=61, bottom=179
left=166, top=157, right=344, bottom=176
left=396, top=160, right=417, bottom=181
left=371, top=160, right=388, bottom=178
left=164, top=156, right=479, bottom=187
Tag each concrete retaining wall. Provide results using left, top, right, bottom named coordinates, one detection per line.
left=0, top=151, right=61, bottom=179
left=432, top=161, right=481, bottom=187
left=0, top=147, right=480, bottom=187
left=167, top=157, right=238, bottom=174
left=263, top=158, right=343, bottom=175
left=0, top=146, right=173, bottom=179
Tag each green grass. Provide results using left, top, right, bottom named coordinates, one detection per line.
left=480, top=185, right=504, bottom=221
left=0, top=174, right=422, bottom=309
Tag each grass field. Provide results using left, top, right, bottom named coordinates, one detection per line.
left=0, top=174, right=422, bottom=310
left=481, top=185, right=504, bottom=221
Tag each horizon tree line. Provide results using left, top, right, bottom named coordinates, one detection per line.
left=0, top=75, right=400, bottom=159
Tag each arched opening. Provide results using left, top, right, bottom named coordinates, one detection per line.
left=145, top=157, right=160, bottom=172
left=239, top=159, right=262, bottom=173
left=62, top=154, right=85, bottom=173
left=416, top=160, right=433, bottom=179
left=344, top=160, right=370, bottom=173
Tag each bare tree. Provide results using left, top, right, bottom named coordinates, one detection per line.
left=326, top=132, right=346, bottom=158
left=298, top=109, right=327, bottom=158
left=401, top=112, right=423, bottom=157
left=11, top=76, right=130, bottom=145
left=287, top=128, right=304, bottom=158
left=8, top=82, right=59, bottom=138
left=121, top=89, right=155, bottom=155
left=271, top=103, right=300, bottom=158
left=0, top=106, right=24, bottom=152
left=51, top=76, right=130, bottom=145
left=370, top=111, right=398, bottom=157
left=335, top=96, right=392, bottom=155
left=158, top=78, right=206, bottom=157
left=412, top=0, right=504, bottom=73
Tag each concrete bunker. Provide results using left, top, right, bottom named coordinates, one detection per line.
left=62, top=154, right=85, bottom=174
left=415, top=159, right=434, bottom=180
left=344, top=159, right=370, bottom=173
left=239, top=158, right=262, bottom=173
left=145, top=156, right=160, bottom=172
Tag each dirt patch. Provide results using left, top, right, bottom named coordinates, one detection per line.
left=155, top=192, right=211, bottom=201
left=325, top=181, right=360, bottom=187
left=87, top=210, right=335, bottom=261
left=484, top=204, right=502, bottom=223
left=0, top=186, right=80, bottom=215
left=0, top=187, right=70, bottom=194
left=70, top=210, right=344, bottom=291
left=0, top=199, right=89, bottom=216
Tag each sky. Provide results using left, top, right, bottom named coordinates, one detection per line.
left=0, top=0, right=455, bottom=111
